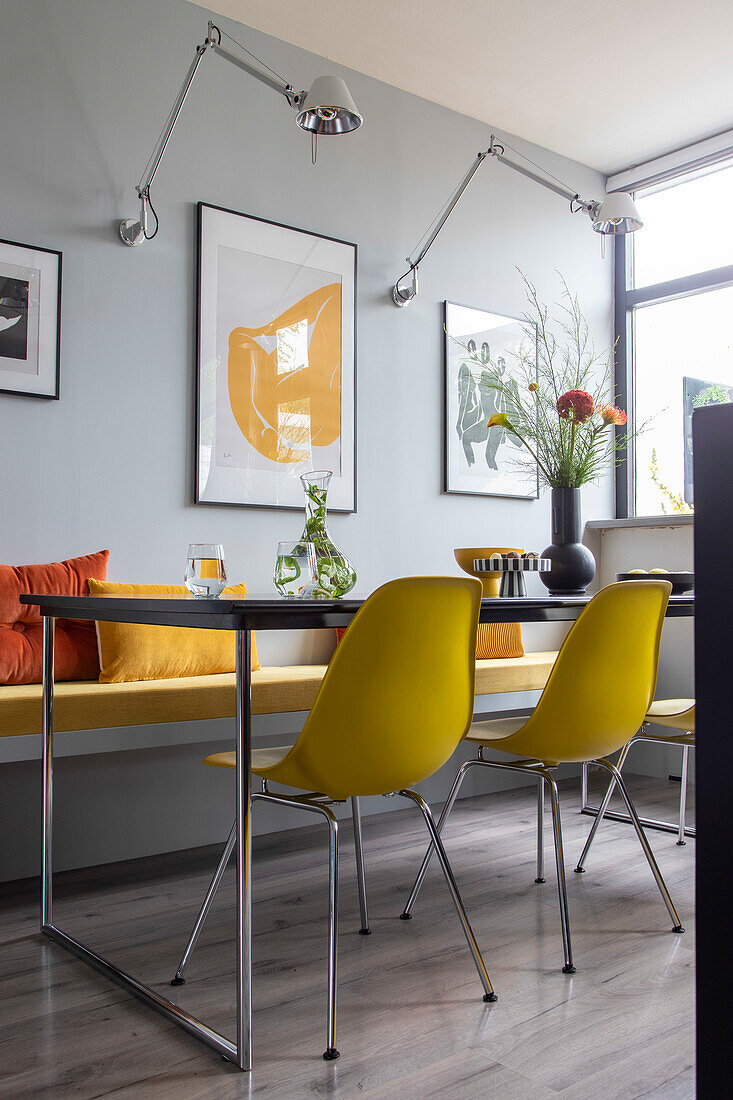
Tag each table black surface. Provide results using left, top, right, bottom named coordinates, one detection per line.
left=20, top=591, right=695, bottom=629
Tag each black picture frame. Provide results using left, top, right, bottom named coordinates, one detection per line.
left=0, top=237, right=61, bottom=400
left=443, top=300, right=539, bottom=500
left=194, top=202, right=357, bottom=513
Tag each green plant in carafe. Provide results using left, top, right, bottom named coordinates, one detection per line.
left=298, top=470, right=356, bottom=598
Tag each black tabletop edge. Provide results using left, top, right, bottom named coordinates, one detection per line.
left=19, top=592, right=693, bottom=629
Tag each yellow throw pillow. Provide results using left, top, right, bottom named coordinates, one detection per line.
left=88, top=581, right=260, bottom=683
left=475, top=622, right=524, bottom=659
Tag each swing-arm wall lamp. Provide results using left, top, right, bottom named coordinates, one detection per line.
left=119, top=21, right=362, bottom=246
left=391, top=135, right=642, bottom=306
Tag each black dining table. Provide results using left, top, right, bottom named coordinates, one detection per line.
left=20, top=590, right=694, bottom=1071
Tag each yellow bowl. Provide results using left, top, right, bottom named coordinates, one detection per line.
left=454, top=546, right=524, bottom=597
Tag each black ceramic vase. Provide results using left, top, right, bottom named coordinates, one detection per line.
left=540, top=487, right=596, bottom=596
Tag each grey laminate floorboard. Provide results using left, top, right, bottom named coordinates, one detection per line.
left=0, top=775, right=695, bottom=1098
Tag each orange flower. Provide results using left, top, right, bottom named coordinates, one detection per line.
left=598, top=404, right=628, bottom=426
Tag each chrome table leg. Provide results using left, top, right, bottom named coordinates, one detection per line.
left=580, top=760, right=588, bottom=814
left=39, top=613, right=243, bottom=1063
left=42, top=616, right=55, bottom=929
left=235, top=629, right=253, bottom=1071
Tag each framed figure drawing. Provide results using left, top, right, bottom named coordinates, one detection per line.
left=196, top=202, right=356, bottom=511
left=0, top=238, right=61, bottom=399
left=444, top=301, right=538, bottom=500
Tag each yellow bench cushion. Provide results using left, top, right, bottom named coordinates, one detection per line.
left=475, top=651, right=555, bottom=694
left=0, top=652, right=557, bottom=738
left=0, top=666, right=328, bottom=736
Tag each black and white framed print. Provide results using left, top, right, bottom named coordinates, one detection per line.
left=0, top=238, right=61, bottom=399
left=195, top=202, right=357, bottom=512
left=444, top=301, right=538, bottom=499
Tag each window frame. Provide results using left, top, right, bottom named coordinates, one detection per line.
left=614, top=167, right=733, bottom=518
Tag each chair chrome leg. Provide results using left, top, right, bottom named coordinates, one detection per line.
left=252, top=791, right=341, bottom=1060
left=398, top=788, right=497, bottom=1002
left=574, top=742, right=633, bottom=873
left=677, top=746, right=689, bottom=846
left=594, top=759, right=684, bottom=932
left=535, top=780, right=546, bottom=883
left=323, top=814, right=340, bottom=1060
left=171, top=822, right=236, bottom=985
left=351, top=796, right=371, bottom=934
left=545, top=775, right=575, bottom=974
left=400, top=759, right=477, bottom=919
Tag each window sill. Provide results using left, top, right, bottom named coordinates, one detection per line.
left=587, top=515, right=694, bottom=531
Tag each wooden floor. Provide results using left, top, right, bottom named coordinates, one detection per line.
left=0, top=774, right=695, bottom=1099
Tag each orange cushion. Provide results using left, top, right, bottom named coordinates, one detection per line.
left=335, top=621, right=524, bottom=659
left=0, top=550, right=109, bottom=684
left=475, top=622, right=524, bottom=659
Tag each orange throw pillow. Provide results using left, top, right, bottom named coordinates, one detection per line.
left=0, top=550, right=109, bottom=684
left=88, top=580, right=260, bottom=683
left=475, top=622, right=524, bottom=659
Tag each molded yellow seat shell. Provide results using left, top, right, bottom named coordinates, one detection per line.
left=467, top=581, right=672, bottom=766
left=645, top=699, right=695, bottom=732
left=207, top=746, right=291, bottom=771
left=206, top=576, right=483, bottom=801
left=0, top=653, right=557, bottom=738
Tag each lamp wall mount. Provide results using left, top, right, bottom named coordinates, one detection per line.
left=390, top=134, right=642, bottom=306
left=119, top=22, right=363, bottom=246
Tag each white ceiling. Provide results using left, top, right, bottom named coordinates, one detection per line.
left=189, top=0, right=733, bottom=174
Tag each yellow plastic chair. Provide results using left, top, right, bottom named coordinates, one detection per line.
left=401, top=581, right=684, bottom=974
left=576, top=700, right=695, bottom=865
left=171, top=577, right=497, bottom=1061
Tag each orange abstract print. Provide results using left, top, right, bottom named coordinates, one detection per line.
left=227, top=283, right=342, bottom=464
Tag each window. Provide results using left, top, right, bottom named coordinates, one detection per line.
left=616, top=157, right=733, bottom=517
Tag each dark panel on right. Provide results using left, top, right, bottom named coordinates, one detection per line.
left=693, top=401, right=733, bottom=1097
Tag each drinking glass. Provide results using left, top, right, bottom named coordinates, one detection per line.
left=274, top=541, right=317, bottom=597
left=185, top=543, right=227, bottom=598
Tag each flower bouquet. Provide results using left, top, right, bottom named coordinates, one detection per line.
left=468, top=273, right=635, bottom=593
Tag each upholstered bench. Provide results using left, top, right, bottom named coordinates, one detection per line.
left=0, top=652, right=558, bottom=737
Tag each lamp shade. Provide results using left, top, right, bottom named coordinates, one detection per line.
left=296, top=76, right=363, bottom=135
left=592, top=192, right=643, bottom=234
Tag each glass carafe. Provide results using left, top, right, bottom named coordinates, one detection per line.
left=299, top=470, right=356, bottom=598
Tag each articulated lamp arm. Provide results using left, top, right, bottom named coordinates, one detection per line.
left=391, top=134, right=641, bottom=306
left=119, top=19, right=362, bottom=245
left=392, top=146, right=492, bottom=306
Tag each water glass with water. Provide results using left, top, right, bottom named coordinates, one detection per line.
left=185, top=543, right=227, bottom=598
left=274, top=541, right=317, bottom=597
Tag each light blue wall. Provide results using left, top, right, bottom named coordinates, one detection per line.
left=0, top=0, right=614, bottom=879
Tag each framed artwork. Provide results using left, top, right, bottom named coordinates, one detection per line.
left=195, top=202, right=356, bottom=511
left=0, top=238, right=61, bottom=399
left=444, top=301, right=538, bottom=500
